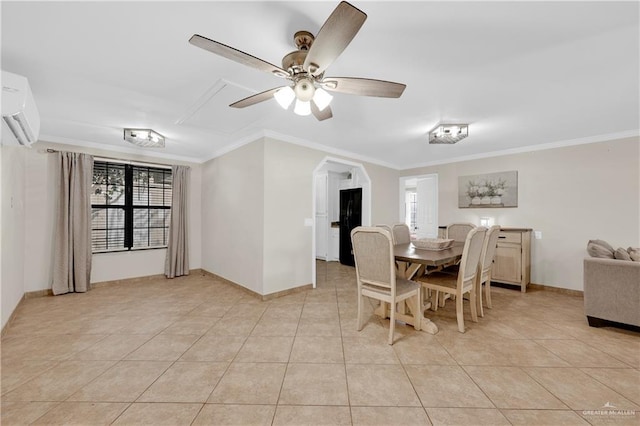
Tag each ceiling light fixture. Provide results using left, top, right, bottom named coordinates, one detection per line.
left=428, top=123, right=469, bottom=144
left=312, top=87, right=333, bottom=111
left=274, top=86, right=295, bottom=109
left=293, top=99, right=311, bottom=116
left=124, top=128, right=165, bottom=148
left=274, top=79, right=333, bottom=116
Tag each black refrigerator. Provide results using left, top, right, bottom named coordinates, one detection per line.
left=339, top=188, right=362, bottom=266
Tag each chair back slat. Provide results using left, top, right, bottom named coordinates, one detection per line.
left=351, top=227, right=394, bottom=289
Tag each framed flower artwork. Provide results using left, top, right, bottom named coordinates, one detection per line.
left=458, top=171, right=518, bottom=208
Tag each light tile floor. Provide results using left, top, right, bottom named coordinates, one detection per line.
left=2, top=262, right=639, bottom=425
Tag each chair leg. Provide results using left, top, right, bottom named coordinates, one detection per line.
left=388, top=300, right=396, bottom=345
left=476, top=280, right=484, bottom=318
left=430, top=289, right=438, bottom=312
left=485, top=280, right=493, bottom=309
left=455, top=293, right=465, bottom=333
left=439, top=291, right=447, bottom=307
left=469, top=288, right=478, bottom=323
left=357, top=293, right=364, bottom=331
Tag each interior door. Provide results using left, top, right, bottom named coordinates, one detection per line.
left=416, top=176, right=438, bottom=239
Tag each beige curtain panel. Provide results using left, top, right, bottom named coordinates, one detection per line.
left=52, top=152, right=93, bottom=295
left=165, top=165, right=190, bottom=278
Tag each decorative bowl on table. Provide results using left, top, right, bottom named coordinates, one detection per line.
left=412, top=238, right=454, bottom=250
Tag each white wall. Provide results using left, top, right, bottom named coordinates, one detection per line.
left=1, top=145, right=27, bottom=329
left=262, top=138, right=402, bottom=295
left=24, top=147, right=55, bottom=291
left=402, top=137, right=640, bottom=291
left=23, top=141, right=202, bottom=290
left=262, top=139, right=320, bottom=294
left=365, top=162, right=402, bottom=225
left=201, top=140, right=265, bottom=294
left=200, top=137, right=400, bottom=296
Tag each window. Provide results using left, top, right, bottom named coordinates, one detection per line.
left=405, top=190, right=417, bottom=231
left=91, top=161, right=172, bottom=252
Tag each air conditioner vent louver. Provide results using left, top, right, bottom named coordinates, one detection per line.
left=2, top=71, right=40, bottom=147
left=3, top=112, right=37, bottom=146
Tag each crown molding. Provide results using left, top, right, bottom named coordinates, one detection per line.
left=38, top=134, right=203, bottom=164
left=402, top=130, right=640, bottom=170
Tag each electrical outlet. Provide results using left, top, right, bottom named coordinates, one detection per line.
left=534, top=231, right=542, bottom=239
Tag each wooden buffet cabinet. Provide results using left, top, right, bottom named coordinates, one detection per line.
left=491, top=228, right=532, bottom=292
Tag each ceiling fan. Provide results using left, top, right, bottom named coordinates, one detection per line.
left=189, top=1, right=406, bottom=121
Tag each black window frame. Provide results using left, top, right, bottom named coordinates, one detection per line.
left=91, top=161, right=172, bottom=253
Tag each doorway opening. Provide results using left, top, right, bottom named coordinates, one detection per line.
left=399, top=174, right=438, bottom=239
left=312, top=157, right=371, bottom=288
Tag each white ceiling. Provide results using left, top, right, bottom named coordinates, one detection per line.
left=2, top=1, right=638, bottom=169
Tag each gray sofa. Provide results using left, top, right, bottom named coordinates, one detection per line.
left=584, top=257, right=640, bottom=328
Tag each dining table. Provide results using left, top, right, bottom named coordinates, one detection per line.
left=374, top=241, right=465, bottom=334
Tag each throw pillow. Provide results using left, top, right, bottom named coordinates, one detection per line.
left=628, top=247, right=640, bottom=262
left=587, top=240, right=615, bottom=258
left=614, top=247, right=632, bottom=261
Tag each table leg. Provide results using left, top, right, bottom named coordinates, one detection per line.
left=374, top=297, right=439, bottom=335
left=420, top=318, right=439, bottom=334
left=374, top=302, right=388, bottom=318
left=372, top=261, right=440, bottom=334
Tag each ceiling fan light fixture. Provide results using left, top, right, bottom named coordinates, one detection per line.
left=428, top=123, right=469, bottom=144
left=189, top=2, right=405, bottom=121
left=312, top=87, right=333, bottom=111
left=124, top=128, right=165, bottom=148
left=294, top=99, right=311, bottom=116
left=274, top=86, right=295, bottom=109
left=294, top=77, right=315, bottom=102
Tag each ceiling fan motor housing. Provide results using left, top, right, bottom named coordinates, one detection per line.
left=282, top=50, right=307, bottom=75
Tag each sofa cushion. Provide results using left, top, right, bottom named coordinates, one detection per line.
left=587, top=240, right=615, bottom=259
left=614, top=247, right=632, bottom=261
left=628, top=247, right=640, bottom=262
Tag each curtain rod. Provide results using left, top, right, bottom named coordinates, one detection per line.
left=45, top=148, right=173, bottom=169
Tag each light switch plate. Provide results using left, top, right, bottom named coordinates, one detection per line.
left=304, top=218, right=313, bottom=227
left=534, top=231, right=542, bottom=239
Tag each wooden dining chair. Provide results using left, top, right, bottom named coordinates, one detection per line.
left=351, top=226, right=421, bottom=345
left=434, top=223, right=478, bottom=308
left=476, top=225, right=501, bottom=317
left=388, top=223, right=423, bottom=279
left=440, top=223, right=478, bottom=279
left=446, top=223, right=476, bottom=242
left=392, top=223, right=411, bottom=244
left=375, top=224, right=395, bottom=244
left=418, top=226, right=487, bottom=333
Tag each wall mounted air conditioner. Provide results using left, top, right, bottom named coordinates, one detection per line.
left=1, top=70, right=40, bottom=147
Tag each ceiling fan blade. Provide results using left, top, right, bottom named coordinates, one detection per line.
left=230, top=87, right=285, bottom=108
left=311, top=101, right=333, bottom=121
left=321, top=77, right=406, bottom=98
left=189, top=34, right=289, bottom=78
left=303, top=2, right=367, bottom=76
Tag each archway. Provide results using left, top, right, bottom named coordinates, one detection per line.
left=311, top=157, right=372, bottom=288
